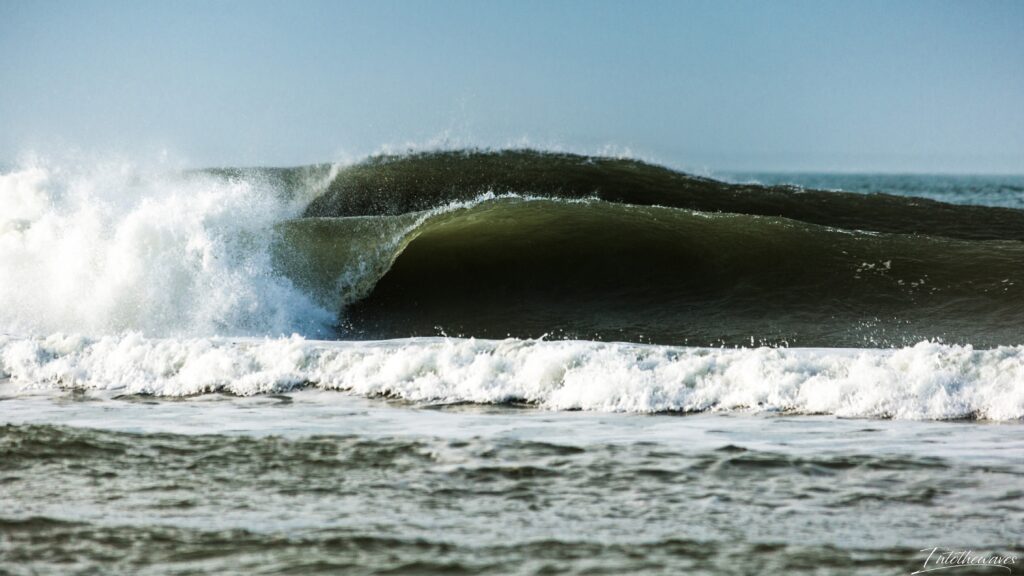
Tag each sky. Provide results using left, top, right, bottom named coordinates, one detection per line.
left=1, top=0, right=1022, bottom=173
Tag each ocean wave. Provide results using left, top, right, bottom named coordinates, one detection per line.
left=2, top=334, right=1022, bottom=421
left=3, top=149, right=1024, bottom=348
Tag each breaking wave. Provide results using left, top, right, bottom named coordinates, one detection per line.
left=2, top=149, right=1023, bottom=420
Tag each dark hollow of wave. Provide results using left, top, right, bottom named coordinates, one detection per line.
left=277, top=150, right=1024, bottom=347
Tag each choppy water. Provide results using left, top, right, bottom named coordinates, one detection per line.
left=3, top=391, right=1022, bottom=575
left=1, top=150, right=1022, bottom=574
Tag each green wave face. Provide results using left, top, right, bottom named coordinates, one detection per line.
left=277, top=193, right=1024, bottom=348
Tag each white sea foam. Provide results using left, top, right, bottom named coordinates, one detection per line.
left=0, top=161, right=335, bottom=337
left=2, top=333, right=1021, bottom=421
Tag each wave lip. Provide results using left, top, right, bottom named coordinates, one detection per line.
left=304, top=149, right=1024, bottom=241
left=2, top=334, right=1022, bottom=421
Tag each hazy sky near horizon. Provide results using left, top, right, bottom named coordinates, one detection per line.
left=1, top=0, right=1022, bottom=173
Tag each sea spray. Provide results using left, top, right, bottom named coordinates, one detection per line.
left=0, top=161, right=334, bottom=337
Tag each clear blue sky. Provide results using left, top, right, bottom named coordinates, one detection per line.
left=2, top=0, right=1022, bottom=173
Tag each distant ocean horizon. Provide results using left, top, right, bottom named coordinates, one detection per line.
left=722, top=171, right=1024, bottom=208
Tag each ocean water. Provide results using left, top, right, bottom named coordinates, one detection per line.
left=1, top=150, right=1022, bottom=575
left=723, top=172, right=1024, bottom=209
